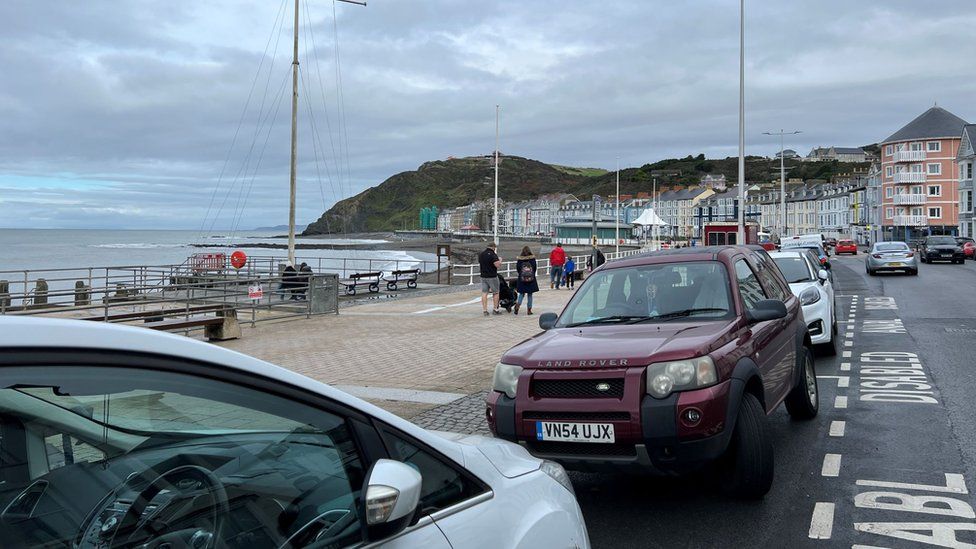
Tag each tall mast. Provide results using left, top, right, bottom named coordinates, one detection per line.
left=288, top=0, right=300, bottom=266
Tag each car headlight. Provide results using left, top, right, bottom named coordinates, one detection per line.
left=540, top=460, right=575, bottom=496
left=645, top=356, right=717, bottom=399
left=800, top=287, right=821, bottom=306
left=491, top=363, right=522, bottom=399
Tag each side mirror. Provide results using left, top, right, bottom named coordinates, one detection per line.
left=539, top=312, right=558, bottom=330
left=746, top=299, right=788, bottom=323
left=817, top=269, right=829, bottom=284
left=364, top=460, right=422, bottom=541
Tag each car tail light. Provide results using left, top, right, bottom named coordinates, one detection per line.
left=873, top=254, right=882, bottom=259
left=906, top=252, right=914, bottom=258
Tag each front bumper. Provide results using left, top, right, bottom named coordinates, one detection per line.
left=486, top=377, right=735, bottom=474
left=802, top=296, right=832, bottom=345
left=924, top=251, right=964, bottom=262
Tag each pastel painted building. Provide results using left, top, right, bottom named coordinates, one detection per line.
left=880, top=106, right=968, bottom=240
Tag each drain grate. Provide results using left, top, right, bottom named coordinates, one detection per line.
left=945, top=328, right=976, bottom=333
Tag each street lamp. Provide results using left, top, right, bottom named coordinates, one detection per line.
left=736, top=0, right=746, bottom=245
left=763, top=129, right=801, bottom=237
left=615, top=157, right=620, bottom=255
left=493, top=105, right=500, bottom=247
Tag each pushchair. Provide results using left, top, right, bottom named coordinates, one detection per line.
left=497, top=274, right=518, bottom=313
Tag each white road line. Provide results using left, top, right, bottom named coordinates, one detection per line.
left=808, top=502, right=835, bottom=539
left=835, top=396, right=848, bottom=409
left=843, top=351, right=852, bottom=358
left=844, top=340, right=854, bottom=347
left=838, top=376, right=850, bottom=388
left=840, top=362, right=851, bottom=371
left=822, top=454, right=842, bottom=477
left=414, top=297, right=482, bottom=314
left=829, top=421, right=846, bottom=437
left=334, top=385, right=465, bottom=405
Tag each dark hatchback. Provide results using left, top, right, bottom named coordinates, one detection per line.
left=917, top=236, right=965, bottom=264
left=486, top=246, right=818, bottom=499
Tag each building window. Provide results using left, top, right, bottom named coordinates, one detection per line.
left=885, top=144, right=893, bottom=156
left=911, top=207, right=923, bottom=216
left=885, top=187, right=893, bottom=198
left=927, top=141, right=941, bottom=152
left=911, top=185, right=923, bottom=195
left=886, top=208, right=894, bottom=219
left=910, top=142, right=923, bottom=151
left=928, top=207, right=942, bottom=219
left=885, top=166, right=893, bottom=178
left=927, top=163, right=942, bottom=175
left=928, top=185, right=941, bottom=197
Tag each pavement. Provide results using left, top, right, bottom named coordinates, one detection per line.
left=217, top=279, right=577, bottom=420
left=223, top=253, right=976, bottom=548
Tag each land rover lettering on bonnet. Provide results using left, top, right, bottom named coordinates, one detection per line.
left=486, top=246, right=819, bottom=499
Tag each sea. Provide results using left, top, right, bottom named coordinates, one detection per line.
left=0, top=229, right=437, bottom=281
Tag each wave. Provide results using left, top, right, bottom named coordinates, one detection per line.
left=89, top=243, right=187, bottom=249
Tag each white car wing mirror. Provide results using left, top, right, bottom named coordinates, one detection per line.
left=365, top=459, right=423, bottom=540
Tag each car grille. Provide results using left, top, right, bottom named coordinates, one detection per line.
left=531, top=379, right=625, bottom=399
left=528, top=440, right=637, bottom=458
left=522, top=411, right=631, bottom=422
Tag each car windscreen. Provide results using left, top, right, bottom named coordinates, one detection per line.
left=927, top=236, right=957, bottom=246
left=838, top=240, right=853, bottom=245
left=557, top=261, right=734, bottom=327
left=875, top=243, right=909, bottom=252
left=772, top=256, right=813, bottom=283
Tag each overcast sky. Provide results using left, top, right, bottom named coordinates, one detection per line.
left=2, top=0, right=975, bottom=230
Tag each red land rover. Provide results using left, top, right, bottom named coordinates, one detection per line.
left=485, top=246, right=818, bottom=498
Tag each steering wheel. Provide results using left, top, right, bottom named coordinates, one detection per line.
left=109, top=465, right=229, bottom=549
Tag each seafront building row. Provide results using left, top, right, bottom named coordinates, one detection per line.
left=428, top=106, right=975, bottom=245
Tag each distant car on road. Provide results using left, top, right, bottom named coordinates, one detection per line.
left=835, top=239, right=858, bottom=255
left=867, top=241, right=919, bottom=276
left=916, top=236, right=965, bottom=264
left=0, top=318, right=590, bottom=549
left=781, top=239, right=832, bottom=269
left=770, top=250, right=837, bottom=354
left=487, top=246, right=818, bottom=499
left=956, top=236, right=975, bottom=260
left=824, top=237, right=838, bottom=249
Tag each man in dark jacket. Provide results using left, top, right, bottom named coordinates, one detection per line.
left=586, top=247, right=606, bottom=272
left=479, top=243, right=503, bottom=316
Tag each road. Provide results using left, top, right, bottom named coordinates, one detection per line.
left=572, top=252, right=976, bottom=548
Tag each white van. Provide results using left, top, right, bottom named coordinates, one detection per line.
left=781, top=234, right=826, bottom=253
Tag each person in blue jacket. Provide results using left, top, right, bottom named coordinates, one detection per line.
left=563, top=257, right=576, bottom=289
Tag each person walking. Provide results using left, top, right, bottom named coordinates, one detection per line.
left=586, top=246, right=606, bottom=272
left=298, top=262, right=313, bottom=300
left=563, top=256, right=576, bottom=289
left=479, top=243, right=503, bottom=316
left=549, top=243, right=566, bottom=289
left=281, top=264, right=298, bottom=300
left=514, top=246, right=539, bottom=315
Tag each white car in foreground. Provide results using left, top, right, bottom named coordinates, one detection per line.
left=769, top=250, right=837, bottom=354
left=0, top=317, right=589, bottom=549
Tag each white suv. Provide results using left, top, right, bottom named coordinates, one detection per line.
left=769, top=250, right=837, bottom=354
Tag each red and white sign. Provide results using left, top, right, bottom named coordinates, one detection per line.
left=248, top=285, right=264, bottom=300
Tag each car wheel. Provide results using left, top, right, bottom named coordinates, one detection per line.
left=820, top=329, right=837, bottom=356
left=910, top=269, right=918, bottom=276
left=785, top=347, right=819, bottom=419
left=867, top=268, right=875, bottom=276
left=720, top=392, right=773, bottom=499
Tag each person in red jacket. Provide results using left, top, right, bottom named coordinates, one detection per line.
left=548, top=243, right=566, bottom=289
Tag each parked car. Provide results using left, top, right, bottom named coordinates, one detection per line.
left=0, top=317, right=590, bottom=549
left=781, top=240, right=832, bottom=270
left=770, top=250, right=836, bottom=354
left=916, top=236, right=965, bottom=264
left=956, top=236, right=976, bottom=260
left=866, top=241, right=919, bottom=276
left=486, top=246, right=818, bottom=499
left=834, top=239, right=858, bottom=255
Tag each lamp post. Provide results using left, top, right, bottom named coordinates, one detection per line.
left=763, top=129, right=801, bottom=237
left=493, top=105, right=500, bottom=247
left=615, top=158, right=620, bottom=255
left=736, top=0, right=746, bottom=245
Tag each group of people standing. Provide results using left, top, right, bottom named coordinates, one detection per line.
left=280, top=262, right=313, bottom=300
left=478, top=242, right=607, bottom=316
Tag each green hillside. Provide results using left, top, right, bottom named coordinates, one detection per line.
left=303, top=154, right=870, bottom=234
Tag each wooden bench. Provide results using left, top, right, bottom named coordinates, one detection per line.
left=383, top=269, right=420, bottom=291
left=79, top=304, right=226, bottom=322
left=141, top=308, right=241, bottom=341
left=338, top=272, right=382, bottom=296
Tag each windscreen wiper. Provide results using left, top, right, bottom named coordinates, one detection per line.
left=639, top=308, right=729, bottom=322
left=566, top=315, right=645, bottom=327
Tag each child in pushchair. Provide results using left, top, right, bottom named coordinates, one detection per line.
left=497, top=274, right=518, bottom=313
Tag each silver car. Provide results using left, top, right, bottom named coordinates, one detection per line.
left=866, top=241, right=919, bottom=276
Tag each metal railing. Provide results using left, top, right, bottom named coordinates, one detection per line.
left=894, top=150, right=925, bottom=163
left=893, top=172, right=926, bottom=184
left=0, top=260, right=340, bottom=331
left=892, top=194, right=927, bottom=206
left=892, top=215, right=928, bottom=227
left=450, top=248, right=646, bottom=285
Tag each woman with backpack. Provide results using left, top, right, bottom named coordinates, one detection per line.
left=514, top=246, right=539, bottom=315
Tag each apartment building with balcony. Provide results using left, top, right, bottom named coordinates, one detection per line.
left=956, top=125, right=976, bottom=238
left=880, top=106, right=968, bottom=241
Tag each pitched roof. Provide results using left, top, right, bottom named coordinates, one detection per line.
left=833, top=147, right=865, bottom=155
left=883, top=106, right=968, bottom=143
left=960, top=124, right=976, bottom=159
